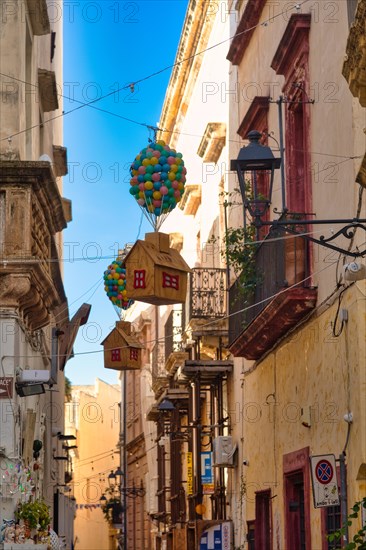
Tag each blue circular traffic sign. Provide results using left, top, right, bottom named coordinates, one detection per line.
left=315, top=459, right=333, bottom=484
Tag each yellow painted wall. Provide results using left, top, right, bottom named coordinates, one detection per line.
left=65, top=379, right=121, bottom=550
left=230, top=282, right=366, bottom=548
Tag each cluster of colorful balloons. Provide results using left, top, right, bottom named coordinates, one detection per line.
left=103, top=260, right=131, bottom=310
left=129, top=140, right=187, bottom=216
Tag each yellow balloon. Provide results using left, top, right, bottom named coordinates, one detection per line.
left=171, top=164, right=178, bottom=172
left=147, top=204, right=154, bottom=212
left=139, top=191, right=145, bottom=198
left=175, top=158, right=182, bottom=165
left=142, top=158, right=151, bottom=166
left=157, top=140, right=165, bottom=146
left=178, top=182, right=184, bottom=190
left=150, top=157, right=158, bottom=165
left=153, top=191, right=162, bottom=200
left=168, top=172, right=175, bottom=181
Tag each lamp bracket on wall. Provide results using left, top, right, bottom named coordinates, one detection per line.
left=260, top=215, right=366, bottom=258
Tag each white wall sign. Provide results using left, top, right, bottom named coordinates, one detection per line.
left=310, top=454, right=340, bottom=508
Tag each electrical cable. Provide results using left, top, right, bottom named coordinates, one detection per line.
left=1, top=72, right=363, bottom=165
left=11, top=257, right=339, bottom=360
left=0, top=0, right=312, bottom=143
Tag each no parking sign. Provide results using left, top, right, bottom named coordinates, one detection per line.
left=310, top=454, right=340, bottom=508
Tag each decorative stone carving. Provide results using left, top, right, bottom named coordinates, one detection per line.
left=0, top=161, right=68, bottom=330
left=342, top=0, right=366, bottom=107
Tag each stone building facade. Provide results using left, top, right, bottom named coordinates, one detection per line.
left=122, top=1, right=366, bottom=549
left=0, top=1, right=87, bottom=547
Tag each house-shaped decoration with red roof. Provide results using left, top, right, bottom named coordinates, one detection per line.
left=123, top=232, right=191, bottom=306
left=101, top=321, right=143, bottom=371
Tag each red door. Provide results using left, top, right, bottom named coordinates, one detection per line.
left=285, top=472, right=306, bottom=549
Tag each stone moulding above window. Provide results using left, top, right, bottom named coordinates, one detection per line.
left=226, top=0, right=266, bottom=65
left=237, top=96, right=270, bottom=139
left=38, top=69, right=59, bottom=112
left=197, top=122, right=226, bottom=163
left=27, top=0, right=50, bottom=35
left=178, top=184, right=201, bottom=215
left=271, top=14, right=311, bottom=85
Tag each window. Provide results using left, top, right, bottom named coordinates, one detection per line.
left=133, top=269, right=146, bottom=289
left=247, top=520, right=255, bottom=550
left=130, top=348, right=138, bottom=361
left=271, top=14, right=312, bottom=216
left=322, top=468, right=342, bottom=549
left=162, top=272, right=179, bottom=290
left=111, top=348, right=121, bottom=362
left=325, top=504, right=342, bottom=549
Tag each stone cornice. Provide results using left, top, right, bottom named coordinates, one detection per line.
left=0, top=161, right=67, bottom=233
left=271, top=14, right=311, bottom=79
left=158, top=0, right=215, bottom=144
left=226, top=0, right=266, bottom=65
left=237, top=96, right=269, bottom=139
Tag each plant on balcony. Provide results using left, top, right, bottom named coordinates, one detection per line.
left=101, top=488, right=123, bottom=526
left=210, top=187, right=258, bottom=302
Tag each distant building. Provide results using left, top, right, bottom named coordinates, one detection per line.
left=65, top=380, right=121, bottom=550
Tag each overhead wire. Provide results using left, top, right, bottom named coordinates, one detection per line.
left=12, top=257, right=340, bottom=360
left=0, top=0, right=312, bottom=143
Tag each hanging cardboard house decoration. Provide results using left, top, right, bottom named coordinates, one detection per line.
left=102, top=321, right=143, bottom=371
left=123, top=232, right=191, bottom=306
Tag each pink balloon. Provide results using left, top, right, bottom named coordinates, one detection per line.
left=138, top=166, right=146, bottom=174
left=160, top=186, right=168, bottom=195
left=181, top=176, right=186, bottom=183
left=152, top=172, right=161, bottom=182
left=131, top=176, right=138, bottom=184
left=137, top=198, right=145, bottom=206
left=182, top=167, right=187, bottom=175
left=174, top=190, right=181, bottom=198
left=153, top=200, right=162, bottom=207
left=167, top=156, right=175, bottom=165
left=153, top=150, right=161, bottom=158
left=172, top=181, right=179, bottom=189
left=139, top=183, right=145, bottom=191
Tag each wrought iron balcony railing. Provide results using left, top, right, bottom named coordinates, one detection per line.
left=188, top=268, right=227, bottom=320
left=229, top=227, right=309, bottom=345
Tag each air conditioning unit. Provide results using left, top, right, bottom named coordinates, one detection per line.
left=17, top=370, right=50, bottom=384
left=212, top=436, right=237, bottom=467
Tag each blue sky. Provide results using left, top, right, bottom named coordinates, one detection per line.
left=63, top=1, right=189, bottom=385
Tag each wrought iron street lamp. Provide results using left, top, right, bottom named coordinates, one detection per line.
left=231, top=130, right=366, bottom=257
left=230, top=130, right=281, bottom=226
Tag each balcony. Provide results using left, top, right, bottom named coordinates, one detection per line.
left=0, top=161, right=68, bottom=330
left=229, top=227, right=317, bottom=359
left=188, top=267, right=227, bottom=319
